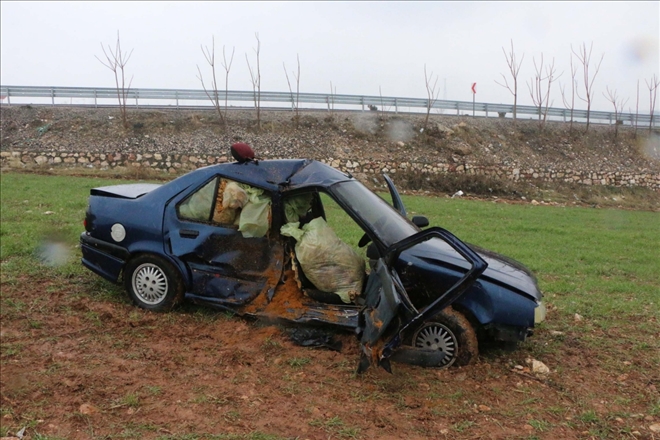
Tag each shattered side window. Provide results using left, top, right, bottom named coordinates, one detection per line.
left=211, top=179, right=245, bottom=226
left=284, top=193, right=314, bottom=223
left=177, top=177, right=218, bottom=222
left=235, top=183, right=271, bottom=238
left=178, top=177, right=272, bottom=238
left=213, top=179, right=272, bottom=237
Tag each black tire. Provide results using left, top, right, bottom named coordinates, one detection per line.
left=124, top=254, right=184, bottom=312
left=411, top=306, right=479, bottom=368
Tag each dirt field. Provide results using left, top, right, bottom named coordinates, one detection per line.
left=1, top=270, right=658, bottom=440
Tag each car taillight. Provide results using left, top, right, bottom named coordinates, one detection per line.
left=84, top=207, right=93, bottom=232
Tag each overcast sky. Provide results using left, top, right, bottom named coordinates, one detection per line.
left=1, top=1, right=658, bottom=112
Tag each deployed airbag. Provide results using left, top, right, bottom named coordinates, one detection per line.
left=281, top=217, right=365, bottom=303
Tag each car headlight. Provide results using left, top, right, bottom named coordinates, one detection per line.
left=534, top=301, right=547, bottom=324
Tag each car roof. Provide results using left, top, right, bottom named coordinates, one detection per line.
left=192, top=159, right=355, bottom=192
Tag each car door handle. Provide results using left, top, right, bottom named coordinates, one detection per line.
left=179, top=229, right=200, bottom=239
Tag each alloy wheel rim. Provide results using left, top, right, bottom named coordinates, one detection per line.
left=414, top=323, right=458, bottom=367
left=132, top=263, right=168, bottom=305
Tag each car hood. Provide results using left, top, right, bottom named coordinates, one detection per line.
left=90, top=183, right=162, bottom=199
left=404, top=239, right=541, bottom=301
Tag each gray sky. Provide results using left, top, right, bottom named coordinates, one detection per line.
left=1, top=1, right=658, bottom=112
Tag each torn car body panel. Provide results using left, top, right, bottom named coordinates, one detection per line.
left=241, top=269, right=360, bottom=329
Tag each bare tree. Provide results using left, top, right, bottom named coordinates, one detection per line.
left=423, top=64, right=439, bottom=131
left=527, top=54, right=560, bottom=129
left=603, top=86, right=629, bottom=138
left=634, top=79, right=640, bottom=137
left=495, top=40, right=524, bottom=121
left=327, top=81, right=337, bottom=118
left=96, top=31, right=134, bottom=128
left=560, top=54, right=578, bottom=131
left=221, top=45, right=235, bottom=123
left=646, top=74, right=659, bottom=133
left=571, top=42, right=604, bottom=132
left=245, top=33, right=262, bottom=130
left=379, top=86, right=385, bottom=118
left=196, top=36, right=227, bottom=126
left=283, top=54, right=301, bottom=128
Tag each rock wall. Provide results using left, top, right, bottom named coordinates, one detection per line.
left=3, top=149, right=659, bottom=189
left=2, top=106, right=659, bottom=190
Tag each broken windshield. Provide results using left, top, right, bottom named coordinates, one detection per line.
left=331, top=180, right=419, bottom=247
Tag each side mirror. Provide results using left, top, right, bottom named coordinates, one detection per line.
left=366, top=243, right=380, bottom=260
left=412, top=216, right=429, bottom=228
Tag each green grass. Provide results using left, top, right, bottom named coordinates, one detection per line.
left=0, top=173, right=161, bottom=301
left=0, top=173, right=136, bottom=260
left=2, top=170, right=658, bottom=325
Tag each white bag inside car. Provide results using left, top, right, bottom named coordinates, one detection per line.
left=281, top=217, right=365, bottom=303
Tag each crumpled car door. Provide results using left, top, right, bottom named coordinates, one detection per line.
left=163, top=179, right=283, bottom=307
left=356, top=257, right=405, bottom=373
left=357, top=227, right=488, bottom=373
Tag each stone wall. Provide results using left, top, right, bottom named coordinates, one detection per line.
left=2, top=149, right=659, bottom=189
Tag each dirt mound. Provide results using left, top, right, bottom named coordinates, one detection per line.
left=2, top=105, right=660, bottom=210
left=2, top=105, right=659, bottom=172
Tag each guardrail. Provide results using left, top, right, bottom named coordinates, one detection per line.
left=1, top=85, right=657, bottom=127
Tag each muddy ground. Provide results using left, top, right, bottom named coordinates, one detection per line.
left=1, top=271, right=658, bottom=440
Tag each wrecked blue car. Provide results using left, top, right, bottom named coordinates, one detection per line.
left=80, top=156, right=546, bottom=372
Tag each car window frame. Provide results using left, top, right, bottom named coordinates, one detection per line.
left=176, top=176, right=220, bottom=224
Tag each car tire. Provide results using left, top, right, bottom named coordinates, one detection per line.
left=411, top=307, right=478, bottom=368
left=124, top=254, right=184, bottom=312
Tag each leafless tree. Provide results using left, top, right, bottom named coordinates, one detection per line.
left=634, top=79, right=640, bottom=137
left=560, top=54, right=578, bottom=131
left=245, top=33, right=262, bottom=130
left=423, top=64, right=440, bottom=131
left=603, top=87, right=629, bottom=138
left=571, top=42, right=604, bottom=132
left=527, top=54, right=560, bottom=129
left=379, top=86, right=385, bottom=118
left=495, top=40, right=524, bottom=121
left=96, top=31, right=134, bottom=128
left=196, top=36, right=232, bottom=126
left=328, top=81, right=336, bottom=116
left=283, top=54, right=301, bottom=128
left=221, top=45, right=235, bottom=123
left=646, top=74, right=659, bottom=133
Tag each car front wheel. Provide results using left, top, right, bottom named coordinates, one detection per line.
left=412, top=307, right=478, bottom=368
left=124, top=254, right=184, bottom=312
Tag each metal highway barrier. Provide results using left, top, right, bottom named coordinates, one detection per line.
left=1, top=85, right=657, bottom=127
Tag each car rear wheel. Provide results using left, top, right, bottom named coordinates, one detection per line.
left=412, top=307, right=478, bottom=368
left=124, top=254, right=184, bottom=312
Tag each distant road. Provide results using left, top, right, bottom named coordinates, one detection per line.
left=1, top=85, right=658, bottom=127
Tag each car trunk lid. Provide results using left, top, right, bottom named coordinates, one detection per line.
left=91, top=183, right=162, bottom=199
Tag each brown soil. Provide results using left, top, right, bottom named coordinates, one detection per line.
left=1, top=274, right=658, bottom=440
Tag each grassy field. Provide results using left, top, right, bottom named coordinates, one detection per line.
left=1, top=171, right=659, bottom=440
